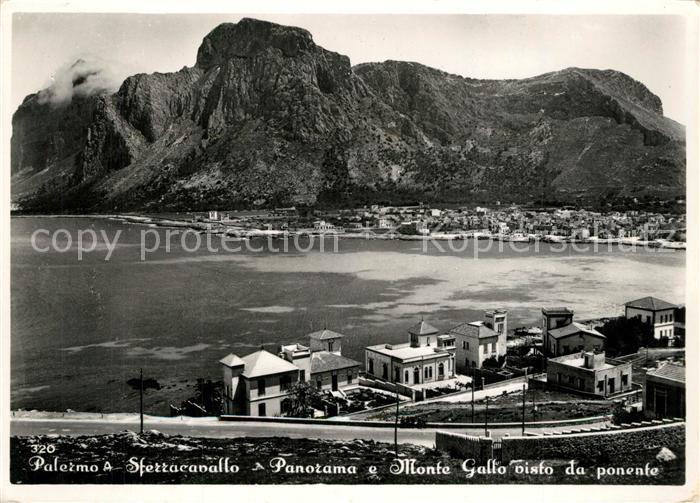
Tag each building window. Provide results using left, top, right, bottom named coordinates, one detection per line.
left=597, top=380, right=604, bottom=392
left=462, top=341, right=466, bottom=349
left=328, top=341, right=335, bottom=352
left=300, top=370, right=305, bottom=382
left=258, top=403, right=266, bottom=416
left=347, top=371, right=353, bottom=384
left=368, top=358, right=374, bottom=374
left=280, top=374, right=291, bottom=391
left=258, top=378, right=266, bottom=396
left=405, top=370, right=409, bottom=383
left=316, top=379, right=322, bottom=389
left=382, top=363, right=388, bottom=379
left=438, top=362, right=444, bottom=377
left=424, top=367, right=429, bottom=379
left=622, top=374, right=628, bottom=386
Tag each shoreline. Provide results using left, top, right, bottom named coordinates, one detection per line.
left=11, top=214, right=686, bottom=249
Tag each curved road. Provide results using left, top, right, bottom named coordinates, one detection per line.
left=10, top=416, right=611, bottom=447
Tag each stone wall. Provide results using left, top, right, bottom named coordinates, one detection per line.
left=435, top=431, right=493, bottom=462
left=501, top=423, right=684, bottom=462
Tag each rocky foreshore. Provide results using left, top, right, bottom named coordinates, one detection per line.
left=11, top=431, right=683, bottom=484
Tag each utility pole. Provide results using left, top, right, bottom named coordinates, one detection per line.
left=521, top=383, right=526, bottom=435
left=139, top=368, right=144, bottom=434
left=471, top=381, right=475, bottom=423
left=394, top=386, right=399, bottom=458
left=485, top=395, right=489, bottom=436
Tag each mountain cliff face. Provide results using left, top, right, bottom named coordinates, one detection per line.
left=11, top=18, right=686, bottom=212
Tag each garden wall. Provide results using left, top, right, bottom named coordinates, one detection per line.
left=500, top=423, right=684, bottom=462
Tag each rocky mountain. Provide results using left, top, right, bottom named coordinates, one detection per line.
left=11, top=18, right=686, bottom=212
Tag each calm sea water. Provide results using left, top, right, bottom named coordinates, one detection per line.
left=11, top=217, right=685, bottom=413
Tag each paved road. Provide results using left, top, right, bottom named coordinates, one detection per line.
left=10, top=416, right=611, bottom=447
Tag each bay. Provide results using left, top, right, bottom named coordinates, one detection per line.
left=10, top=217, right=685, bottom=414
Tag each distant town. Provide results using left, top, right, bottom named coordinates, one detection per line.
left=113, top=202, right=687, bottom=249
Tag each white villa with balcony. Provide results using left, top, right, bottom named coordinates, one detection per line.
left=364, top=320, right=455, bottom=386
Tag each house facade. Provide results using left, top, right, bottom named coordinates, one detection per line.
left=451, top=310, right=508, bottom=372
left=625, top=296, right=678, bottom=340
left=644, top=363, right=685, bottom=418
left=365, top=320, right=455, bottom=386
left=305, top=329, right=361, bottom=392
left=542, top=307, right=605, bottom=356
left=220, top=329, right=361, bottom=416
left=220, top=349, right=301, bottom=417
left=546, top=351, right=632, bottom=396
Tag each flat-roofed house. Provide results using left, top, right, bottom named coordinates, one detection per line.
left=625, top=296, right=678, bottom=341
left=644, top=362, right=685, bottom=418
left=365, top=320, right=455, bottom=386
left=220, top=349, right=301, bottom=417
left=546, top=351, right=632, bottom=396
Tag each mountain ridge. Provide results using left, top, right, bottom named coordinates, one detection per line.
left=11, top=17, right=685, bottom=212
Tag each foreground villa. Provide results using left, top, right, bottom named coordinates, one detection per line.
left=364, top=320, right=455, bottom=385
left=220, top=329, right=361, bottom=416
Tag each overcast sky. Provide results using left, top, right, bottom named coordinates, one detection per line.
left=11, top=13, right=690, bottom=124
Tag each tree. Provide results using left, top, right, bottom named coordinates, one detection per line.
left=598, top=316, right=654, bottom=356
left=193, top=379, right=223, bottom=415
left=482, top=355, right=506, bottom=369
left=281, top=381, right=321, bottom=418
